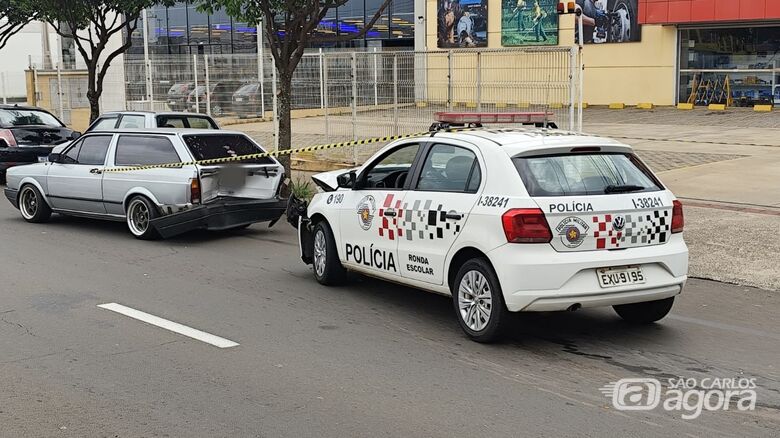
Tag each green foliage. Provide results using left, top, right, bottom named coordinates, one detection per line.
left=290, top=177, right=315, bottom=201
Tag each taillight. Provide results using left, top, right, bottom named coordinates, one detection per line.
left=671, top=200, right=684, bottom=233
left=502, top=208, right=552, bottom=243
left=0, top=129, right=17, bottom=147
left=190, top=178, right=201, bottom=204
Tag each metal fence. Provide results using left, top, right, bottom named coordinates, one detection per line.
left=20, top=47, right=579, bottom=163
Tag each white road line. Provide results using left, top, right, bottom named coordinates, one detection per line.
left=97, top=303, right=239, bottom=348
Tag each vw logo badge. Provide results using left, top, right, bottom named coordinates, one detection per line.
left=612, top=216, right=625, bottom=231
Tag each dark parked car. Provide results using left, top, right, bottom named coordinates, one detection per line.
left=232, top=82, right=269, bottom=116
left=0, top=105, right=80, bottom=183
left=187, top=81, right=244, bottom=116
left=167, top=82, right=195, bottom=111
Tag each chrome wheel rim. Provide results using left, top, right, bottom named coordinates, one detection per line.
left=458, top=270, right=492, bottom=332
left=127, top=199, right=150, bottom=236
left=313, top=229, right=327, bottom=277
left=19, top=187, right=38, bottom=219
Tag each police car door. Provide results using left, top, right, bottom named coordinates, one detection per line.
left=397, top=141, right=482, bottom=285
left=338, top=142, right=423, bottom=278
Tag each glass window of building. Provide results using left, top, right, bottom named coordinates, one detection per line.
left=678, top=26, right=780, bottom=107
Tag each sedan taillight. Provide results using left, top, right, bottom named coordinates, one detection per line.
left=502, top=208, right=552, bottom=243
left=671, top=200, right=684, bottom=233
left=190, top=178, right=201, bottom=205
left=0, top=129, right=18, bottom=147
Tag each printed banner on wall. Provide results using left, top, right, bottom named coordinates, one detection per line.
left=437, top=0, right=488, bottom=48
left=501, top=0, right=559, bottom=46
left=574, top=0, right=641, bottom=44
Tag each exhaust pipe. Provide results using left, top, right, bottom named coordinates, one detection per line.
left=567, top=303, right=582, bottom=312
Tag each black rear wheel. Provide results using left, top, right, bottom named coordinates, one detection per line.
left=18, top=184, right=51, bottom=223
left=613, top=297, right=674, bottom=324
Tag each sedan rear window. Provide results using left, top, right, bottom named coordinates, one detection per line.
left=514, top=153, right=662, bottom=197
left=183, top=134, right=274, bottom=165
left=0, top=109, right=63, bottom=127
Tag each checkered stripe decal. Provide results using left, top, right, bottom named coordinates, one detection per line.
left=592, top=209, right=671, bottom=249
left=378, top=195, right=463, bottom=241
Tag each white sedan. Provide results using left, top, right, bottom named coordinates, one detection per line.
left=297, top=126, right=688, bottom=342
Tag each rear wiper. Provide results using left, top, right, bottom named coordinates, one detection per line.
left=604, top=184, right=645, bottom=194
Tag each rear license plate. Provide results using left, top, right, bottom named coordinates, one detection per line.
left=37, top=156, right=48, bottom=162
left=597, top=266, right=645, bottom=288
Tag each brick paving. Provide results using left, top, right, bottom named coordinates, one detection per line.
left=634, top=150, right=747, bottom=173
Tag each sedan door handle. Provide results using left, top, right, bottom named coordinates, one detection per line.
left=445, top=211, right=462, bottom=220
left=383, top=208, right=397, bottom=217
left=90, top=168, right=103, bottom=175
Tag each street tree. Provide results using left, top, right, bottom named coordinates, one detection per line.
left=0, top=0, right=174, bottom=122
left=196, top=0, right=392, bottom=179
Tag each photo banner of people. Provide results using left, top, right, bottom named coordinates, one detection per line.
left=437, top=0, right=488, bottom=48
left=574, top=0, right=641, bottom=44
left=501, top=0, right=559, bottom=46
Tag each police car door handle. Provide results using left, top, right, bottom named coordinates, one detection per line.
left=445, top=211, right=462, bottom=220
left=90, top=168, right=103, bottom=175
left=383, top=208, right=397, bottom=217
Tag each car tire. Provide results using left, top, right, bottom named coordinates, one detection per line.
left=18, top=184, right=52, bottom=223
left=312, top=220, right=346, bottom=285
left=126, top=196, right=160, bottom=240
left=613, top=297, right=674, bottom=324
left=452, top=258, right=509, bottom=343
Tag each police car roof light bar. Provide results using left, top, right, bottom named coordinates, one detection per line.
left=434, top=112, right=557, bottom=128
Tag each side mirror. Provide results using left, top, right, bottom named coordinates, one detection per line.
left=69, top=131, right=82, bottom=140
left=336, top=170, right=356, bottom=189
left=47, top=152, right=60, bottom=163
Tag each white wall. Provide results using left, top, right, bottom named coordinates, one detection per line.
left=0, top=21, right=59, bottom=99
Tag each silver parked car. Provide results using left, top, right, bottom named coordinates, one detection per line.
left=3, top=129, right=286, bottom=239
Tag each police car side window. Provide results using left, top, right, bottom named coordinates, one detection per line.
left=360, top=144, right=420, bottom=190
left=416, top=144, right=480, bottom=193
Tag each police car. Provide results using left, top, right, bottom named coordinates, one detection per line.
left=297, top=114, right=688, bottom=342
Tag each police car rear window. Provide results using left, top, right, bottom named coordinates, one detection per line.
left=513, top=153, right=662, bottom=197
left=183, top=134, right=274, bottom=165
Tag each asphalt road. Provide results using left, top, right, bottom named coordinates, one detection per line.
left=0, top=200, right=778, bottom=437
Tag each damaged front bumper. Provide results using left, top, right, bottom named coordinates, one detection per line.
left=150, top=196, right=287, bottom=239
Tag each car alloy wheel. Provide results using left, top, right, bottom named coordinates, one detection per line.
left=313, top=228, right=327, bottom=278
left=19, top=186, right=39, bottom=220
left=458, top=270, right=493, bottom=332
left=127, top=198, right=150, bottom=236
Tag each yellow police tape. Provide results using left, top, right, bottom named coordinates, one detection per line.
left=103, top=131, right=434, bottom=173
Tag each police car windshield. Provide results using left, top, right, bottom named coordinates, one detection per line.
left=513, top=153, right=662, bottom=197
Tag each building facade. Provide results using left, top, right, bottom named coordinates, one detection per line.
left=423, top=0, right=780, bottom=106
left=127, top=0, right=416, bottom=57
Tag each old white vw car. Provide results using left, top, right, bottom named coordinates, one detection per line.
left=4, top=129, right=285, bottom=239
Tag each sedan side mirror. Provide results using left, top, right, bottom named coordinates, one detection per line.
left=69, top=131, right=82, bottom=140
left=47, top=152, right=61, bottom=163
left=337, top=170, right=356, bottom=189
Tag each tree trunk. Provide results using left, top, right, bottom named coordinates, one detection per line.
left=86, top=68, right=100, bottom=123
left=277, top=70, right=293, bottom=196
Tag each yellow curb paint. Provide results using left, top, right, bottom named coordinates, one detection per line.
left=465, top=102, right=477, bottom=108
left=754, top=104, right=773, bottom=112
left=609, top=103, right=626, bottom=109
left=495, top=102, right=507, bottom=108
left=677, top=103, right=694, bottom=110
left=708, top=103, right=726, bottom=111
left=415, top=101, right=427, bottom=108
left=636, top=102, right=654, bottom=109
left=516, top=102, right=530, bottom=108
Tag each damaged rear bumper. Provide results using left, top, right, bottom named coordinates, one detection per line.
left=150, top=196, right=286, bottom=239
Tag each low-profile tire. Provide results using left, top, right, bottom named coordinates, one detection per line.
left=126, top=196, right=160, bottom=240
left=452, top=258, right=509, bottom=343
left=613, top=297, right=674, bottom=324
left=312, top=220, right=346, bottom=285
left=18, top=184, right=52, bottom=223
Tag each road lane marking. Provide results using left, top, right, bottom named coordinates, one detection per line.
left=97, top=303, right=239, bottom=348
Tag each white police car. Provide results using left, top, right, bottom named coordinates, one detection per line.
left=297, top=120, right=688, bottom=342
